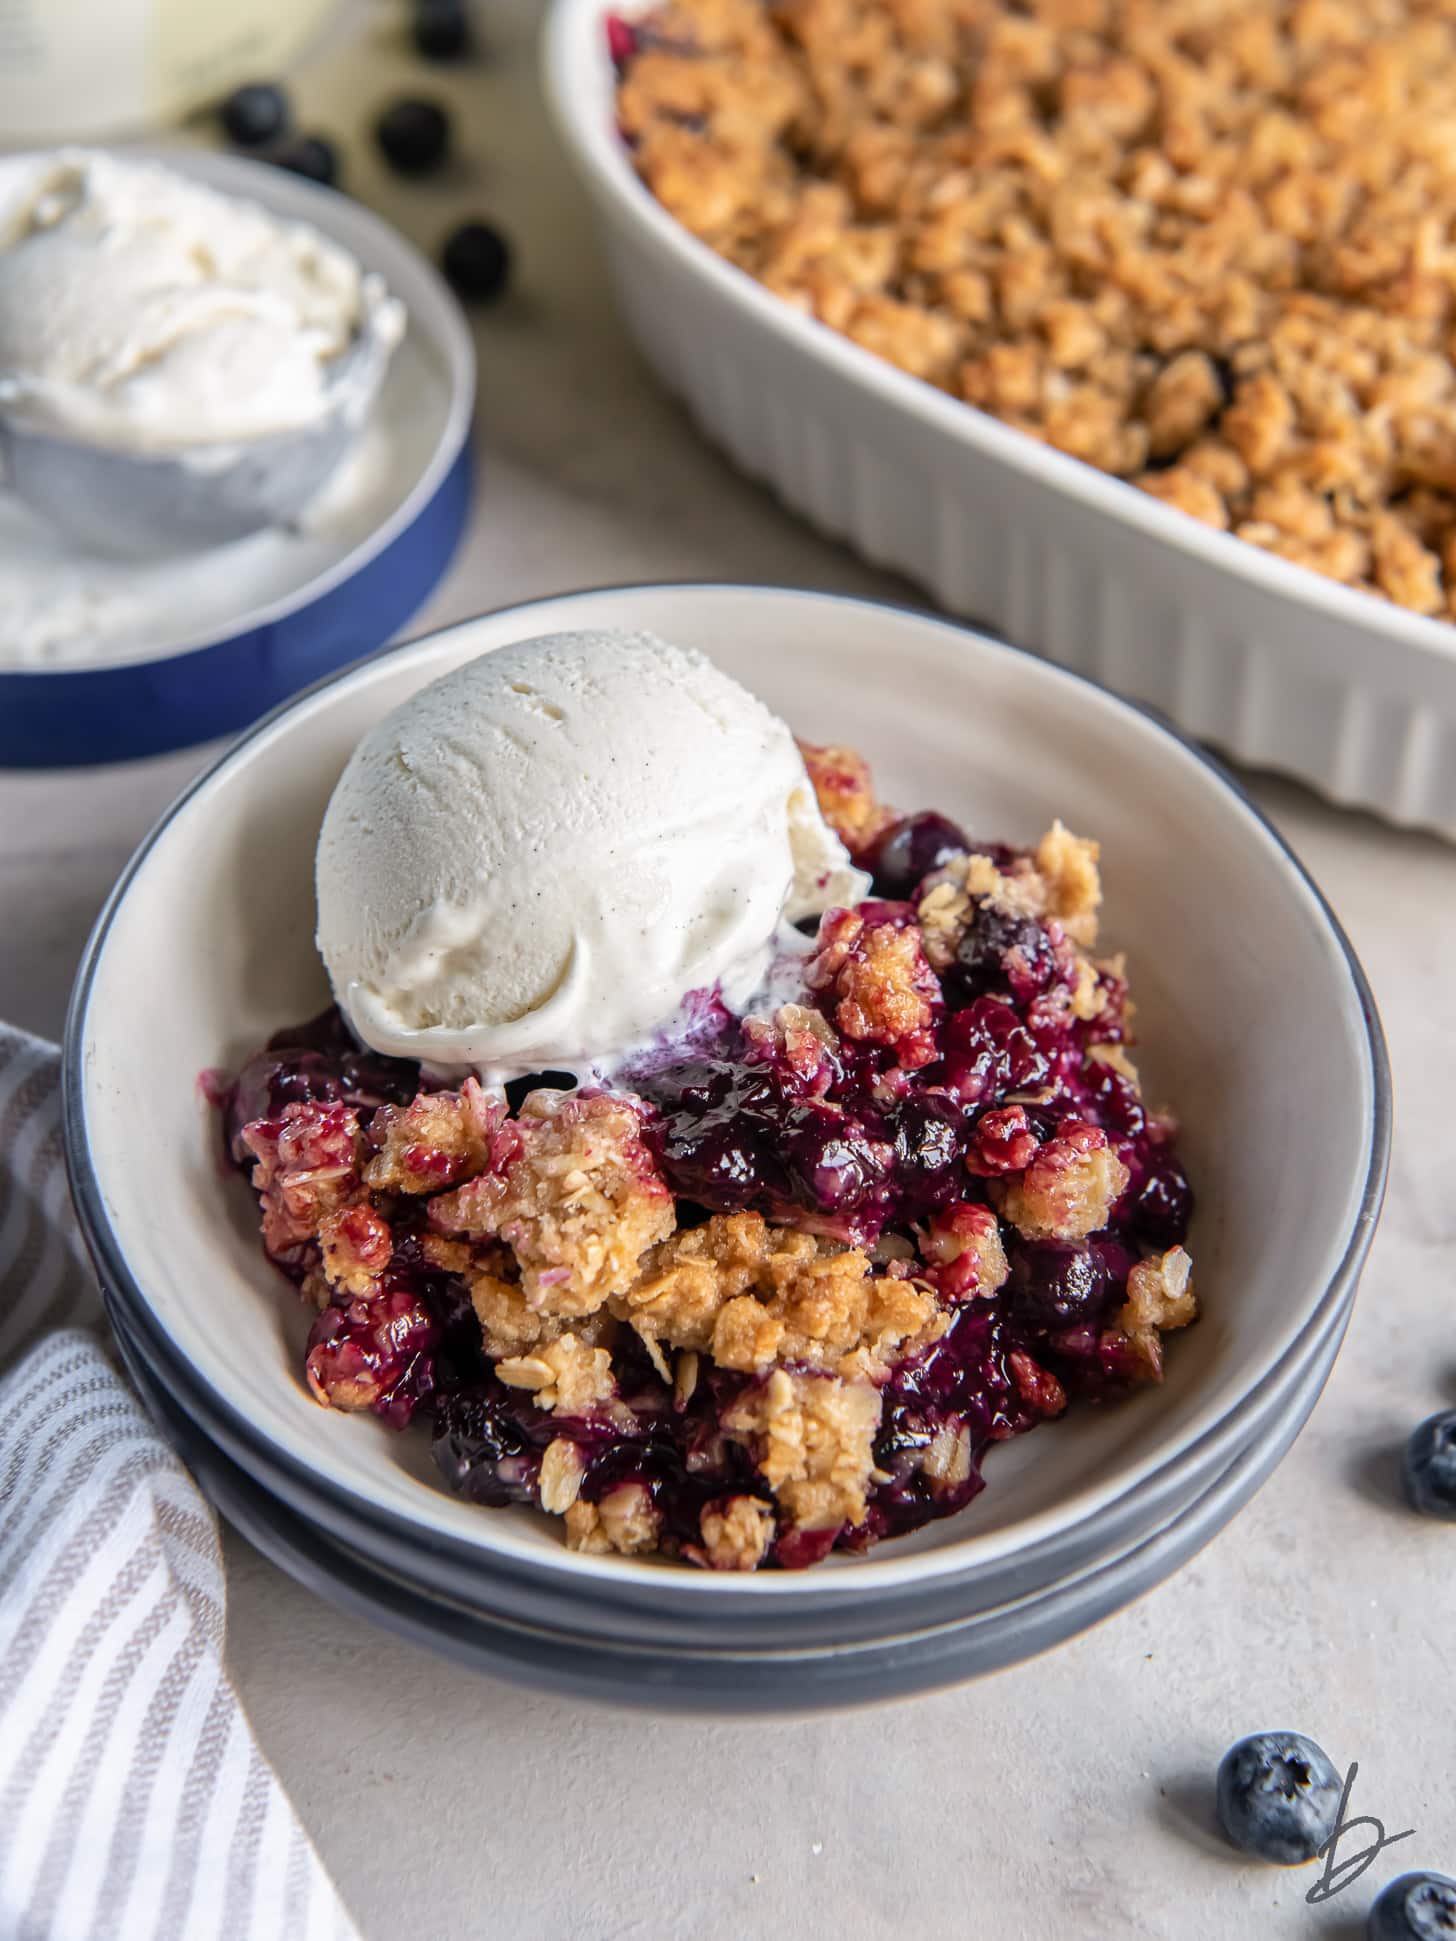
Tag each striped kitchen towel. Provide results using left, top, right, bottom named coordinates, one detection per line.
left=0, top=1027, right=360, bottom=1941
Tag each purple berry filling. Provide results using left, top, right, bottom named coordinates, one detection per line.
left=219, top=811, right=1194, bottom=1569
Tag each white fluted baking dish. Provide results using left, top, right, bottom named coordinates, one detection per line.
left=544, top=0, right=1456, bottom=840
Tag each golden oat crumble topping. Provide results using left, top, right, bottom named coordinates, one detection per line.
left=1084, top=1039, right=1140, bottom=1085
left=1034, top=822, right=1103, bottom=947
left=466, top=1267, right=552, bottom=1358
left=466, top=1273, right=634, bottom=1421
left=797, top=738, right=896, bottom=849
left=917, top=822, right=1103, bottom=966
left=921, top=1420, right=973, bottom=1487
left=428, top=1088, right=675, bottom=1315
left=317, top=1202, right=393, bottom=1297
left=919, top=1200, right=1011, bottom=1296
left=697, top=1494, right=778, bottom=1568
left=565, top=1482, right=664, bottom=1555
left=363, top=1077, right=504, bottom=1194
left=615, top=1209, right=946, bottom=1381
left=495, top=1332, right=621, bottom=1416
left=539, top=1436, right=587, bottom=1513
left=240, top=1101, right=365, bottom=1258
left=722, top=1367, right=883, bottom=1533
left=992, top=1117, right=1131, bottom=1239
left=805, top=907, right=941, bottom=1061
left=1113, top=1242, right=1198, bottom=1379
left=620, top=0, right=1456, bottom=618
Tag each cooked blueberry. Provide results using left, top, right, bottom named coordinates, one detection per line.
left=1368, top=1872, right=1456, bottom=1940
left=1216, top=1732, right=1342, bottom=1864
left=953, top=901, right=1055, bottom=1002
left=269, top=135, right=339, bottom=186
left=432, top=1388, right=537, bottom=1505
left=220, top=82, right=289, bottom=147
left=862, top=812, right=971, bottom=900
left=942, top=998, right=1050, bottom=1104
left=442, top=221, right=512, bottom=301
left=1404, top=1410, right=1456, bottom=1520
left=413, top=0, right=471, bottom=60
left=1129, top=1151, right=1193, bottom=1245
left=782, top=1108, right=883, bottom=1215
left=889, top=1096, right=965, bottom=1207
left=1081, top=1059, right=1146, bottom=1140
left=1006, top=1241, right=1113, bottom=1328
left=376, top=98, right=451, bottom=175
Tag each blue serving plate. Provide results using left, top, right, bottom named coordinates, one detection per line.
left=0, top=149, right=476, bottom=767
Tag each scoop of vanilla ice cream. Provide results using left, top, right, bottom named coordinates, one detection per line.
left=315, top=628, right=868, bottom=1083
left=0, top=150, right=401, bottom=451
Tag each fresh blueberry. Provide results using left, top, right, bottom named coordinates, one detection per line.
left=1368, top=1873, right=1456, bottom=1941
left=413, top=0, right=471, bottom=60
left=1404, top=1410, right=1456, bottom=1519
left=441, top=221, right=511, bottom=301
left=376, top=99, right=452, bottom=175
left=1216, top=1732, right=1343, bottom=1864
left=220, top=81, right=290, bottom=148
left=269, top=135, right=340, bottom=187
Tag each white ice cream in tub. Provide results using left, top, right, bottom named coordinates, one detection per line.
left=0, top=150, right=405, bottom=557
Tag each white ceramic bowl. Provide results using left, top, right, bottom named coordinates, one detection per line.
left=65, top=585, right=1389, bottom=1619
left=544, top=0, right=1456, bottom=841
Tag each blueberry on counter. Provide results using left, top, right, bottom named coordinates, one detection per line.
left=413, top=0, right=471, bottom=61
left=1404, top=1410, right=1456, bottom=1519
left=442, top=221, right=511, bottom=301
left=269, top=136, right=340, bottom=187
left=1216, top=1732, right=1343, bottom=1864
left=1368, top=1873, right=1456, bottom=1940
left=220, top=82, right=290, bottom=148
left=376, top=99, right=452, bottom=176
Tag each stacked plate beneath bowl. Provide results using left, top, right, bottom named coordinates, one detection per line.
left=64, top=585, right=1389, bottom=1714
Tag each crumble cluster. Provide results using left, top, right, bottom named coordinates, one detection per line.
left=617, top=0, right=1456, bottom=618
left=233, top=740, right=1198, bottom=1570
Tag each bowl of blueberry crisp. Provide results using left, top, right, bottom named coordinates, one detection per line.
left=65, top=585, right=1387, bottom=1687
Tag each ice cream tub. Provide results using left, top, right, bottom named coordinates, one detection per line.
left=0, top=149, right=476, bottom=767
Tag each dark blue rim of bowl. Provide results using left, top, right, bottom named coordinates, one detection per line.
left=116, top=1287, right=1346, bottom=1712
left=0, top=444, right=473, bottom=768
left=60, top=581, right=1394, bottom=1588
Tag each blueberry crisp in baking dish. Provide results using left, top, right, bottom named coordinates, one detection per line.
left=215, top=630, right=1196, bottom=1571
left=613, top=0, right=1456, bottom=620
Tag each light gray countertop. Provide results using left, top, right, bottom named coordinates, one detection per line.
left=2, top=5, right=1452, bottom=1935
